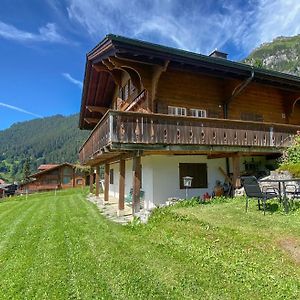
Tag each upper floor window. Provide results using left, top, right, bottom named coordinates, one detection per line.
left=168, top=106, right=187, bottom=116
left=241, top=112, right=263, bottom=122
left=190, top=109, right=207, bottom=118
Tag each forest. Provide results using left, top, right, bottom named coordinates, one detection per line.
left=0, top=114, right=89, bottom=182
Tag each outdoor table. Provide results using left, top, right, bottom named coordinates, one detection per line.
left=259, top=178, right=300, bottom=213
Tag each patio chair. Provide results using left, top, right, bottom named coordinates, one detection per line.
left=285, top=184, right=300, bottom=203
left=125, top=188, right=145, bottom=206
left=241, top=176, right=279, bottom=215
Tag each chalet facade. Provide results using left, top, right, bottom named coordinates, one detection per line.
left=19, top=163, right=87, bottom=193
left=78, top=34, right=300, bottom=215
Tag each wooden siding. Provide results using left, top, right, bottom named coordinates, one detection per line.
left=290, top=101, right=300, bottom=124
left=153, top=68, right=300, bottom=126
left=229, top=82, right=285, bottom=123
left=155, top=69, right=224, bottom=118
left=19, top=167, right=86, bottom=193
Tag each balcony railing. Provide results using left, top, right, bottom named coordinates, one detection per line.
left=79, top=110, right=299, bottom=164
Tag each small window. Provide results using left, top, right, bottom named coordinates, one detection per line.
left=109, top=169, right=114, bottom=184
left=241, top=112, right=263, bottom=122
left=179, top=163, right=208, bottom=189
left=168, top=106, right=187, bottom=116
left=63, top=176, right=71, bottom=184
left=76, top=179, right=83, bottom=185
left=63, top=167, right=72, bottom=176
left=190, top=109, right=207, bottom=118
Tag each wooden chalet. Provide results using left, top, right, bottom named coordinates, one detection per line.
left=78, top=34, right=300, bottom=215
left=19, top=163, right=87, bottom=193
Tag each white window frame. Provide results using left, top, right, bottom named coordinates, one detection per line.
left=168, top=106, right=187, bottom=116
left=190, top=108, right=207, bottom=118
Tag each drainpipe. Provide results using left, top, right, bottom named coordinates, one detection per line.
left=223, top=68, right=255, bottom=119
left=223, top=68, right=255, bottom=176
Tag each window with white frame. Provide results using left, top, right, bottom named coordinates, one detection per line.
left=190, top=108, right=207, bottom=118
left=168, top=106, right=187, bottom=116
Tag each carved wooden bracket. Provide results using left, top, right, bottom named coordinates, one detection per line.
left=92, top=62, right=123, bottom=86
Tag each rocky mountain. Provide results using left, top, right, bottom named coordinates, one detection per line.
left=243, top=34, right=300, bottom=76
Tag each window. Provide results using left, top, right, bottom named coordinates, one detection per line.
left=109, top=169, right=114, bottom=184
left=179, top=163, right=208, bottom=189
left=168, top=106, right=187, bottom=116
left=63, top=176, right=71, bottom=184
left=76, top=179, right=83, bottom=185
left=190, top=109, right=207, bottom=118
left=241, top=112, right=263, bottom=122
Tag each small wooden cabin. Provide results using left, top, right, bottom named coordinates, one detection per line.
left=19, top=163, right=87, bottom=193
left=78, top=34, right=300, bottom=215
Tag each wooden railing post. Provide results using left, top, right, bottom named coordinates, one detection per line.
left=118, top=158, right=125, bottom=216
left=95, top=165, right=100, bottom=198
left=109, top=112, right=113, bottom=143
left=104, top=164, right=109, bottom=203
left=132, top=155, right=141, bottom=215
left=232, top=154, right=241, bottom=189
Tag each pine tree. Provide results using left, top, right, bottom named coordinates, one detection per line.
left=22, top=158, right=31, bottom=183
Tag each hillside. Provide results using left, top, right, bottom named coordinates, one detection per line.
left=0, top=114, right=89, bottom=182
left=244, top=34, right=300, bottom=76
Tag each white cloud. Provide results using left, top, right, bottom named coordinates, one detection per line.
left=244, top=0, right=300, bottom=50
left=65, top=0, right=300, bottom=58
left=62, top=73, right=83, bottom=88
left=0, top=21, right=67, bottom=43
left=0, top=102, right=43, bottom=118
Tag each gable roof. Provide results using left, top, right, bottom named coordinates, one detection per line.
left=38, top=164, right=59, bottom=171
left=80, top=34, right=300, bottom=129
left=30, top=163, right=74, bottom=178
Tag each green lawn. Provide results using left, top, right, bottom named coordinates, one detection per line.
left=0, top=189, right=300, bottom=299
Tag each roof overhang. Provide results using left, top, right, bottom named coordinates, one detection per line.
left=79, top=34, right=300, bottom=130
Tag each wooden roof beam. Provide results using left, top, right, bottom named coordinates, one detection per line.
left=115, top=53, right=166, bottom=66
left=86, top=106, right=108, bottom=114
left=84, top=117, right=100, bottom=125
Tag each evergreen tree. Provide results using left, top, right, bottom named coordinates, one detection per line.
left=22, top=158, right=31, bottom=183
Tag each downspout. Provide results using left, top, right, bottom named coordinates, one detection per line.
left=223, top=68, right=255, bottom=119
left=223, top=67, right=254, bottom=177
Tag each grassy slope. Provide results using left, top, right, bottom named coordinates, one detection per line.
left=0, top=190, right=300, bottom=299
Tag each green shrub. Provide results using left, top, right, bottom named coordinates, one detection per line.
left=281, top=132, right=300, bottom=164
left=278, top=163, right=300, bottom=177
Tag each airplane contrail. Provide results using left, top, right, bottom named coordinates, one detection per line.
left=0, top=102, right=43, bottom=118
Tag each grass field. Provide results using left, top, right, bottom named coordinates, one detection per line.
left=0, top=189, right=300, bottom=299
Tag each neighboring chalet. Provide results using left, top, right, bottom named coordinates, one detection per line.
left=78, top=34, right=300, bottom=215
left=19, top=163, right=87, bottom=193
left=0, top=183, right=18, bottom=198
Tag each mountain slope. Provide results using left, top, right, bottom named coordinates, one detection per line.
left=244, top=34, right=300, bottom=76
left=0, top=114, right=89, bottom=182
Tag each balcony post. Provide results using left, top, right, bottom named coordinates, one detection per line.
left=109, top=112, right=113, bottom=143
left=118, top=158, right=126, bottom=216
left=132, top=155, right=141, bottom=215
left=95, top=165, right=100, bottom=198
left=232, top=154, right=241, bottom=190
left=89, top=167, right=94, bottom=194
left=104, top=163, right=109, bottom=203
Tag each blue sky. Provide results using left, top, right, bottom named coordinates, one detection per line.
left=0, top=0, right=300, bottom=130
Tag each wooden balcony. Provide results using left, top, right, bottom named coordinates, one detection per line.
left=79, top=110, right=300, bottom=164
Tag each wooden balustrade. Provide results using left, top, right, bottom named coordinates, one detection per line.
left=79, top=110, right=300, bottom=164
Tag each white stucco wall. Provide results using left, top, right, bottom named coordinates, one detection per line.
left=107, top=154, right=273, bottom=210
left=108, top=155, right=227, bottom=209
left=149, top=155, right=227, bottom=208
left=109, top=160, right=133, bottom=198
